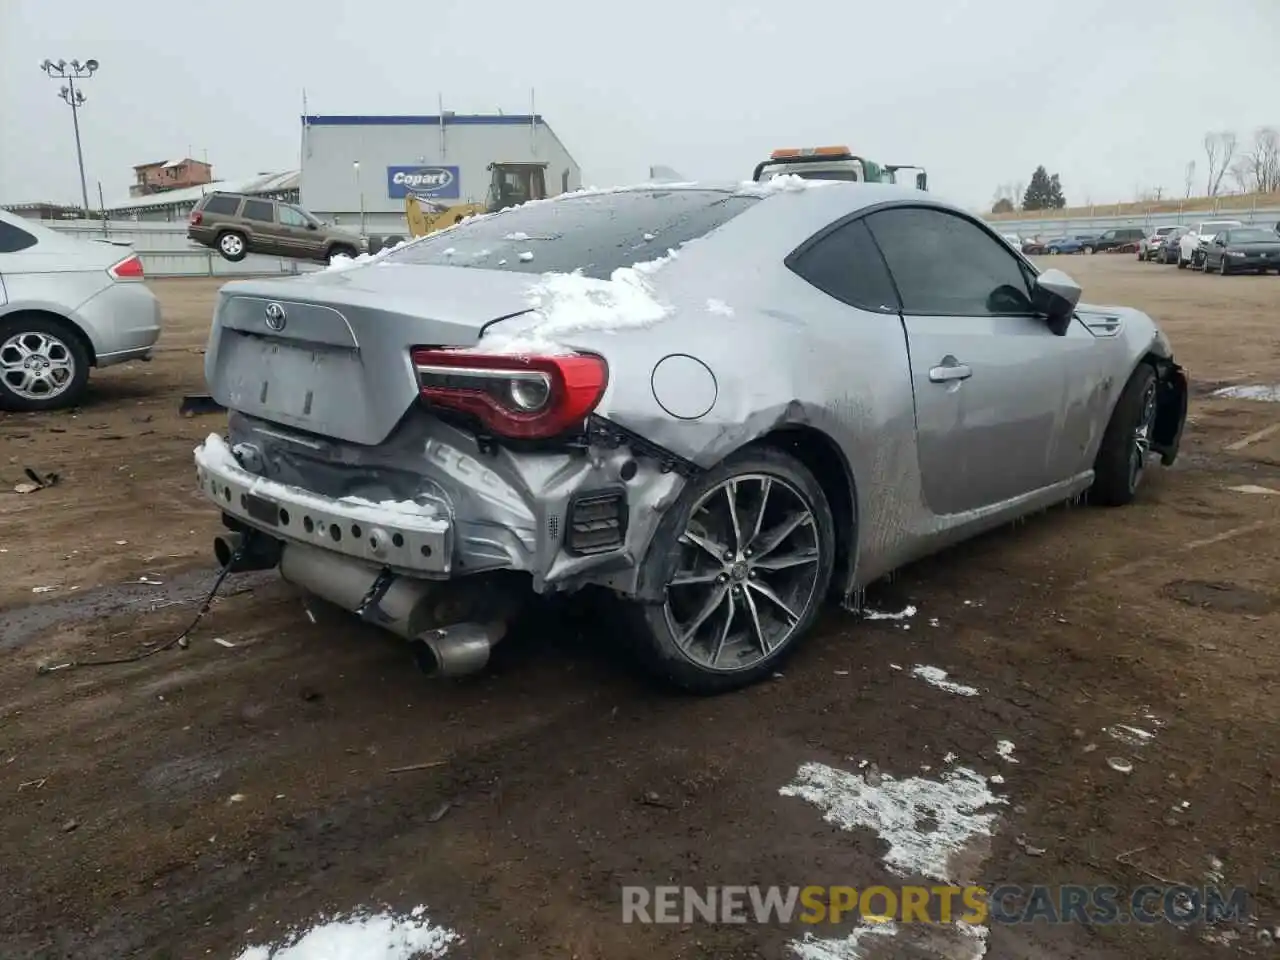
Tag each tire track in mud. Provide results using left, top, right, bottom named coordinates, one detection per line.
left=0, top=568, right=275, bottom=652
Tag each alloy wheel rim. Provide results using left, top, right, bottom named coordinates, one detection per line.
left=663, top=474, right=822, bottom=673
left=1, top=331, right=76, bottom=400
left=221, top=235, right=243, bottom=255
left=1129, top=381, right=1159, bottom=492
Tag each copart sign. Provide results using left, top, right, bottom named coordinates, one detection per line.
left=386, top=165, right=461, bottom=200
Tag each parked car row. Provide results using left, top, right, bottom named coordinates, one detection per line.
left=1004, top=220, right=1280, bottom=275
left=1006, top=227, right=1146, bottom=257
left=1140, top=219, right=1280, bottom=274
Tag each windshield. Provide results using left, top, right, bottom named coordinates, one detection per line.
left=1225, top=228, right=1274, bottom=243
left=762, top=167, right=860, bottom=182
left=380, top=189, right=759, bottom=279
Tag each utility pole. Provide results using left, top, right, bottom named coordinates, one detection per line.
left=40, top=58, right=99, bottom=215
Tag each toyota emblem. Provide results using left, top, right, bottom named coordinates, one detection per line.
left=264, top=302, right=287, bottom=331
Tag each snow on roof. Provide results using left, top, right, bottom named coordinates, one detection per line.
left=162, top=158, right=188, bottom=168
left=105, top=171, right=298, bottom=212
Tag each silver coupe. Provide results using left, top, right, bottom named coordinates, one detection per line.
left=193, top=180, right=1188, bottom=693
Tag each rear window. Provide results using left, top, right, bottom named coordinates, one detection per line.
left=380, top=189, right=758, bottom=279
left=0, top=219, right=38, bottom=253
left=202, top=194, right=241, bottom=216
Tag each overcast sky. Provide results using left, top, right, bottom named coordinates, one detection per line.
left=1, top=0, right=1276, bottom=211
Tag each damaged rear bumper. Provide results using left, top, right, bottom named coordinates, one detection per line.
left=192, top=412, right=688, bottom=596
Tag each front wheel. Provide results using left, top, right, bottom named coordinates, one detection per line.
left=0, top=315, right=91, bottom=411
left=327, top=244, right=358, bottom=262
left=1090, top=364, right=1159, bottom=507
left=626, top=446, right=836, bottom=694
left=1083, top=245, right=1095, bottom=255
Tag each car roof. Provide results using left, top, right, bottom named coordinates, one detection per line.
left=570, top=179, right=953, bottom=244
left=0, top=208, right=127, bottom=268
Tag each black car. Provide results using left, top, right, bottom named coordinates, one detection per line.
left=1086, top=227, right=1146, bottom=253
left=1201, top=226, right=1280, bottom=275
left=1153, top=227, right=1189, bottom=264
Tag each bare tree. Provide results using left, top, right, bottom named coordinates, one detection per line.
left=1228, top=155, right=1253, bottom=194
left=1240, top=126, right=1280, bottom=193
left=1013, top=181, right=1025, bottom=206
left=1206, top=131, right=1238, bottom=196
left=1203, top=135, right=1219, bottom=194
left=1184, top=160, right=1196, bottom=199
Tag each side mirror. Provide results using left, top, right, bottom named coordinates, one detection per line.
left=1032, top=268, right=1082, bottom=337
left=306, top=222, right=317, bottom=230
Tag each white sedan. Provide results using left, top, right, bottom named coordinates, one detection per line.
left=0, top=210, right=162, bottom=410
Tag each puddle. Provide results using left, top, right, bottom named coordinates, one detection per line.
left=0, top=569, right=275, bottom=652
left=1162, top=579, right=1276, bottom=615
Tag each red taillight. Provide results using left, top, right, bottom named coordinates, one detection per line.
left=410, top=347, right=608, bottom=440
left=108, top=254, right=144, bottom=280
left=189, top=211, right=203, bottom=226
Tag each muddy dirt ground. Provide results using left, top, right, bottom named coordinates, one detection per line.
left=1, top=257, right=1278, bottom=959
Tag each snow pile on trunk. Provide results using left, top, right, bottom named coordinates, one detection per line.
left=232, top=906, right=457, bottom=960
left=477, top=251, right=677, bottom=355
left=736, top=174, right=841, bottom=197
left=324, top=239, right=414, bottom=273
left=780, top=762, right=1005, bottom=883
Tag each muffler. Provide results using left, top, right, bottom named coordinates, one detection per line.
left=277, top=543, right=515, bottom=678
left=213, top=530, right=281, bottom=572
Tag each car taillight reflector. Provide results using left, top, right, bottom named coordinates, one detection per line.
left=189, top=211, right=203, bottom=225
left=410, top=347, right=608, bottom=440
left=109, top=254, right=144, bottom=280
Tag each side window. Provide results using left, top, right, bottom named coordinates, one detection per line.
left=242, top=199, right=275, bottom=223
left=787, top=218, right=900, bottom=313
left=202, top=194, right=241, bottom=216
left=865, top=207, right=1035, bottom=317
left=0, top=220, right=39, bottom=253
left=278, top=206, right=309, bottom=228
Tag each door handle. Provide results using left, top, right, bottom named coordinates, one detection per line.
left=929, top=358, right=972, bottom=383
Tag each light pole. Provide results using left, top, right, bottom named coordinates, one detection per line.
left=353, top=160, right=366, bottom=237
left=40, top=58, right=98, bottom=215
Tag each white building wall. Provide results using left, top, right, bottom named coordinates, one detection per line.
left=299, top=116, right=582, bottom=235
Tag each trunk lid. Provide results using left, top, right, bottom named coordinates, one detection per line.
left=204, top=264, right=540, bottom=446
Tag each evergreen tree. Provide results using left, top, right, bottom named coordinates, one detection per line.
left=1022, top=166, right=1067, bottom=210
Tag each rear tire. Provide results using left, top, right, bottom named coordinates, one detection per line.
left=216, top=230, right=248, bottom=262
left=328, top=244, right=358, bottom=262
left=0, top=314, right=91, bottom=412
left=1090, top=364, right=1158, bottom=507
left=625, top=445, right=836, bottom=694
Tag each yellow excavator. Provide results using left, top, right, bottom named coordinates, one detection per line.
left=404, top=161, right=550, bottom=238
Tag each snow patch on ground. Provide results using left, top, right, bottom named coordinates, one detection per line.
left=1211, top=384, right=1280, bottom=402
left=780, top=762, right=1005, bottom=883
left=232, top=906, right=457, bottom=960
left=1105, top=724, right=1154, bottom=747
left=862, top=604, right=916, bottom=621
left=476, top=250, right=677, bottom=355
left=995, top=740, right=1019, bottom=764
left=706, top=298, right=735, bottom=316
left=789, top=921, right=898, bottom=959
left=195, top=434, right=446, bottom=531
left=911, top=665, right=979, bottom=697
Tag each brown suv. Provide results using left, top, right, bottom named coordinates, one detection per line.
left=187, top=192, right=364, bottom=263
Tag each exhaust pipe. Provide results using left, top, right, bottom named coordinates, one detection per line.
left=409, top=621, right=507, bottom=678
left=277, top=543, right=511, bottom=678
left=214, top=531, right=281, bottom=572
